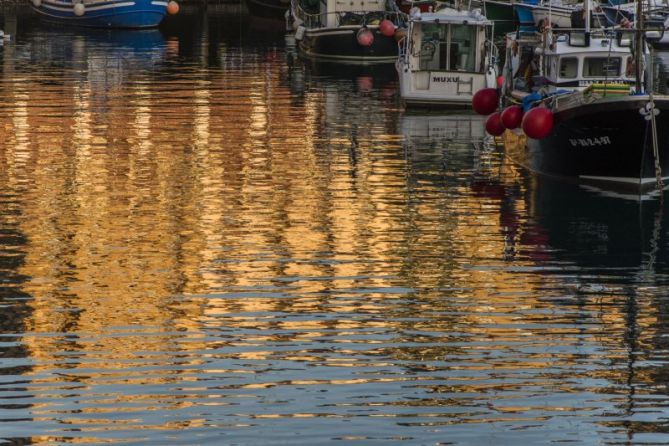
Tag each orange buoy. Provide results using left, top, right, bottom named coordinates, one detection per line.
left=485, top=112, right=506, bottom=136
left=500, top=105, right=523, bottom=130
left=521, top=107, right=553, bottom=139
left=356, top=27, right=374, bottom=47
left=472, top=88, right=499, bottom=115
left=167, top=0, right=179, bottom=15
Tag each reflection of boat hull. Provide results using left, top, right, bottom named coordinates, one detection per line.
left=30, top=0, right=168, bottom=28
left=502, top=97, right=669, bottom=193
left=401, top=112, right=486, bottom=142
left=245, top=0, right=290, bottom=20
left=298, top=26, right=398, bottom=63
left=529, top=175, right=667, bottom=269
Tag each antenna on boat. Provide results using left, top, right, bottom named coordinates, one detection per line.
left=635, top=0, right=644, bottom=93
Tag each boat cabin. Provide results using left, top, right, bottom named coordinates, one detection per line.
left=297, top=0, right=390, bottom=28
left=506, top=30, right=636, bottom=94
left=397, top=7, right=497, bottom=106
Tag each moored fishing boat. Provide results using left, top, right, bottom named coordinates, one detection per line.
left=289, top=0, right=407, bottom=63
left=475, top=1, right=669, bottom=193
left=396, top=4, right=498, bottom=107
left=29, top=0, right=179, bottom=28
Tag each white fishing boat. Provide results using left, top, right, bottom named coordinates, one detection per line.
left=396, top=4, right=498, bottom=107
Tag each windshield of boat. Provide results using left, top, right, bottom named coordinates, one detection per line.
left=416, top=23, right=478, bottom=72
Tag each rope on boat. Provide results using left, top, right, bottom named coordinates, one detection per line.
left=650, top=101, right=663, bottom=191
left=641, top=99, right=663, bottom=191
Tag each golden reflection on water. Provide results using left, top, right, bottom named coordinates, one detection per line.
left=0, top=18, right=665, bottom=444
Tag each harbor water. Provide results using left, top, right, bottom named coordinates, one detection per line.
left=2, top=5, right=669, bottom=445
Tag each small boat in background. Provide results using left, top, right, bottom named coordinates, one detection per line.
left=396, top=4, right=498, bottom=107
left=288, top=0, right=407, bottom=63
left=29, top=0, right=179, bottom=28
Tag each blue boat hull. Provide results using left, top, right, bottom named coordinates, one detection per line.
left=30, top=0, right=168, bottom=28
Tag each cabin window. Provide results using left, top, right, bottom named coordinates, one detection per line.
left=583, top=57, right=621, bottom=77
left=450, top=25, right=477, bottom=72
left=559, top=57, right=578, bottom=78
left=418, top=24, right=444, bottom=71
left=417, top=23, right=478, bottom=72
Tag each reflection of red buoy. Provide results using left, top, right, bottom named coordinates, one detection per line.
left=472, top=88, right=498, bottom=115
left=357, top=28, right=374, bottom=47
left=379, top=19, right=395, bottom=37
left=496, top=75, right=503, bottom=88
left=485, top=111, right=506, bottom=136
left=166, top=0, right=179, bottom=14
left=500, top=105, right=523, bottom=129
left=357, top=76, right=373, bottom=92
left=521, top=107, right=553, bottom=139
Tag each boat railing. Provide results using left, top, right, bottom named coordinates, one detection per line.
left=397, top=34, right=408, bottom=67
left=517, top=26, right=660, bottom=48
left=293, top=5, right=406, bottom=29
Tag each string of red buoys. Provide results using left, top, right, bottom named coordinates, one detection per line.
left=471, top=88, right=554, bottom=139
left=379, top=19, right=395, bottom=37
left=357, top=19, right=397, bottom=46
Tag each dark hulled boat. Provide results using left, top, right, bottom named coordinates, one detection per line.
left=289, top=0, right=406, bottom=63
left=492, top=5, right=669, bottom=193
left=503, top=95, right=669, bottom=191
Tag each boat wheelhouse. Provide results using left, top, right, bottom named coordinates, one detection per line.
left=503, top=29, right=635, bottom=93
left=396, top=6, right=498, bottom=107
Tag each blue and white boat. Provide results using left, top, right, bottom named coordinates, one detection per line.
left=29, top=0, right=178, bottom=28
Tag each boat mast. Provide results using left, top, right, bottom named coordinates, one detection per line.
left=635, top=0, right=644, bottom=92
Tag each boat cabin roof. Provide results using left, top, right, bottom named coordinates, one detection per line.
left=409, top=8, right=492, bottom=26
left=547, top=33, right=632, bottom=56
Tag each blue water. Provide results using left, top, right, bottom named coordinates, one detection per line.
left=0, top=4, right=669, bottom=445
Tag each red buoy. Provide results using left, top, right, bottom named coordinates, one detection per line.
left=500, top=105, right=523, bottom=130
left=379, top=19, right=395, bottom=37
left=521, top=107, right=553, bottom=139
left=357, top=28, right=374, bottom=47
left=472, top=88, right=499, bottom=115
left=496, top=75, right=504, bottom=89
left=485, top=111, right=506, bottom=136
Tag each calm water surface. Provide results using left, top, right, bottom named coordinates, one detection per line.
left=1, top=6, right=669, bottom=445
